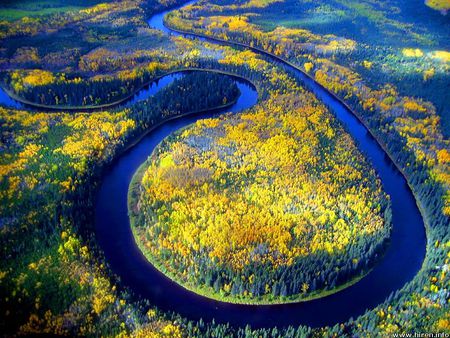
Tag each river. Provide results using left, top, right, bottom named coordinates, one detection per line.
left=95, top=1, right=426, bottom=328
left=0, top=0, right=427, bottom=329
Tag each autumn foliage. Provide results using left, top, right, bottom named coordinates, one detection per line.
left=132, top=69, right=390, bottom=302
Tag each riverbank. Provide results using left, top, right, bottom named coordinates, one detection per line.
left=163, top=16, right=431, bottom=274
left=0, top=68, right=258, bottom=112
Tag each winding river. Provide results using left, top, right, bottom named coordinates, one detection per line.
left=96, top=1, right=426, bottom=328
left=0, top=0, right=427, bottom=329
left=0, top=72, right=184, bottom=111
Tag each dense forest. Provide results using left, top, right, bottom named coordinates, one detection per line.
left=0, top=66, right=241, bottom=335
left=166, top=0, right=450, bottom=217
left=165, top=0, right=450, bottom=334
left=166, top=0, right=450, bottom=135
left=0, top=0, right=190, bottom=107
left=129, top=70, right=240, bottom=120
left=131, top=83, right=391, bottom=303
left=0, top=0, right=449, bottom=336
left=1, top=67, right=168, bottom=107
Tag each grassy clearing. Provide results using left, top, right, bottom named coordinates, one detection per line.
left=0, top=0, right=103, bottom=21
left=0, top=7, right=82, bottom=21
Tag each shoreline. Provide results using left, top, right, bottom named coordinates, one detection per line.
left=0, top=68, right=258, bottom=112
left=163, top=18, right=431, bottom=273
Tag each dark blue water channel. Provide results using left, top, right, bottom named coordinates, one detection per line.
left=0, top=87, right=24, bottom=109
left=94, top=71, right=425, bottom=329
left=0, top=0, right=426, bottom=328
left=94, top=1, right=426, bottom=327
left=0, top=73, right=183, bottom=110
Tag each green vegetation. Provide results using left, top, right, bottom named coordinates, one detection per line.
left=0, top=0, right=449, bottom=336
left=130, top=74, right=390, bottom=304
left=0, top=0, right=179, bottom=107
left=167, top=0, right=450, bottom=214
left=164, top=0, right=450, bottom=334
left=0, top=0, right=100, bottom=21
left=167, top=0, right=450, bottom=135
left=0, top=66, right=241, bottom=335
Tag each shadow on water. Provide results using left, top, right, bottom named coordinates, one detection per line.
left=0, top=0, right=426, bottom=328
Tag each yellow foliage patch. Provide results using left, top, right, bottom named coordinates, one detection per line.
left=138, top=94, right=388, bottom=270
left=425, top=0, right=450, bottom=13
left=402, top=48, right=424, bottom=58
left=22, top=70, right=55, bottom=87
left=304, top=62, right=314, bottom=73
left=430, top=50, right=450, bottom=63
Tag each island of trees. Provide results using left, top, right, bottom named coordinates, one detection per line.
left=129, top=67, right=391, bottom=304
left=0, top=0, right=448, bottom=336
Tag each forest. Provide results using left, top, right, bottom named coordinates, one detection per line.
left=166, top=0, right=450, bottom=217
left=130, top=72, right=391, bottom=303
left=166, top=0, right=450, bottom=135
left=0, top=63, right=243, bottom=335
left=1, top=67, right=171, bottom=107
left=0, top=0, right=449, bottom=337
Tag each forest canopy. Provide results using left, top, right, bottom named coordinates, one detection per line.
left=130, top=77, right=391, bottom=303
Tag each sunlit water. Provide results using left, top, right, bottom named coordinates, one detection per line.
left=94, top=1, right=426, bottom=329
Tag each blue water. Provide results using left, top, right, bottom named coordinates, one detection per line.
left=126, top=73, right=183, bottom=106
left=94, top=70, right=425, bottom=329
left=0, top=87, right=24, bottom=109
left=0, top=73, right=183, bottom=110
left=147, top=0, right=196, bottom=34
left=0, top=0, right=426, bottom=329
left=93, top=1, right=426, bottom=327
